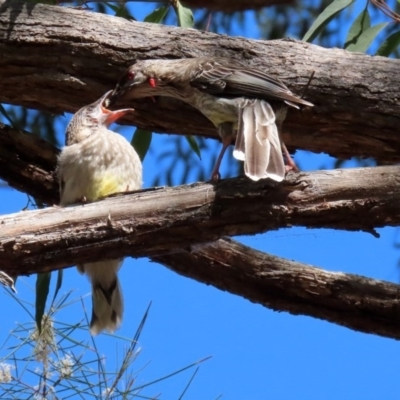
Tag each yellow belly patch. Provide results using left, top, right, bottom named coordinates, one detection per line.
left=87, top=175, right=124, bottom=202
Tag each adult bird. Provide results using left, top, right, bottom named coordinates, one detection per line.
left=110, top=57, right=313, bottom=181
left=58, top=90, right=142, bottom=335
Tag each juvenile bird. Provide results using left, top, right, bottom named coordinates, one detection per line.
left=58, top=90, right=142, bottom=335
left=110, top=58, right=313, bottom=181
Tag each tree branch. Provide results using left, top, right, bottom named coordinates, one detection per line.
left=154, top=237, right=400, bottom=341
left=2, top=125, right=400, bottom=340
left=1, top=1, right=400, bottom=162
left=2, top=164, right=400, bottom=272
left=2, top=2, right=400, bottom=340
left=0, top=123, right=59, bottom=203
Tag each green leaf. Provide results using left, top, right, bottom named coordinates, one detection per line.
left=131, top=128, right=152, bottom=161
left=35, top=273, right=51, bottom=333
left=376, top=30, right=400, bottom=57
left=144, top=5, right=169, bottom=24
left=185, top=135, right=201, bottom=159
left=344, top=8, right=370, bottom=48
left=174, top=0, right=194, bottom=28
left=346, top=23, right=388, bottom=53
left=105, top=2, right=136, bottom=20
left=51, top=269, right=63, bottom=307
left=303, top=0, right=355, bottom=43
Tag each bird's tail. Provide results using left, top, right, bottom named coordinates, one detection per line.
left=233, top=100, right=285, bottom=182
left=77, top=259, right=124, bottom=335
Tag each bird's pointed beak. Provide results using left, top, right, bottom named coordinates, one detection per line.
left=95, top=90, right=134, bottom=125
left=109, top=80, right=137, bottom=105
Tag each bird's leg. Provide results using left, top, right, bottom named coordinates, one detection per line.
left=211, top=142, right=229, bottom=180
left=282, top=143, right=299, bottom=172
left=274, top=105, right=299, bottom=173
left=211, top=122, right=234, bottom=181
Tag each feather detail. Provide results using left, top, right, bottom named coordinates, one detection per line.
left=82, top=260, right=124, bottom=335
left=193, top=60, right=313, bottom=108
left=58, top=93, right=142, bottom=335
left=235, top=100, right=285, bottom=182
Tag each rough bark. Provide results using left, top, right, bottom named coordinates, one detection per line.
left=2, top=165, right=400, bottom=272
left=1, top=1, right=400, bottom=163
left=154, top=237, right=400, bottom=341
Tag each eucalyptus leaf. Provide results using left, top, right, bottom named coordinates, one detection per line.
left=51, top=270, right=63, bottom=307
left=131, top=128, right=152, bottom=161
left=346, top=23, right=388, bottom=53
left=376, top=30, right=400, bottom=57
left=303, top=0, right=355, bottom=43
left=144, top=5, right=169, bottom=23
left=344, top=8, right=370, bottom=48
left=35, top=273, right=51, bottom=333
left=185, top=135, right=201, bottom=159
left=175, top=1, right=194, bottom=28
left=105, top=2, right=136, bottom=20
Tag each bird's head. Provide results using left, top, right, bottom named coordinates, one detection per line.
left=65, top=90, right=134, bottom=145
left=109, top=61, right=160, bottom=104
left=83, top=90, right=134, bottom=127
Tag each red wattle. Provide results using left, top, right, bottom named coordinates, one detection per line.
left=149, top=78, right=156, bottom=88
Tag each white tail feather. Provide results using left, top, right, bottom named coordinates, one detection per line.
left=234, top=100, right=285, bottom=182
left=80, top=259, right=124, bottom=335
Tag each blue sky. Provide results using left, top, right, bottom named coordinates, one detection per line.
left=1, top=2, right=399, bottom=399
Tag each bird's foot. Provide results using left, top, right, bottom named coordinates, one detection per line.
left=210, top=169, right=221, bottom=181
left=210, top=141, right=230, bottom=181
left=285, top=164, right=298, bottom=173
left=282, top=143, right=299, bottom=173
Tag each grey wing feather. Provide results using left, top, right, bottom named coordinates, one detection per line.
left=192, top=60, right=313, bottom=108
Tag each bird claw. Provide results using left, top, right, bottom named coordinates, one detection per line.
left=285, top=163, right=299, bottom=173
left=210, top=170, right=221, bottom=181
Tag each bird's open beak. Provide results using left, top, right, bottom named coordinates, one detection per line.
left=101, top=106, right=134, bottom=125
left=97, top=90, right=134, bottom=125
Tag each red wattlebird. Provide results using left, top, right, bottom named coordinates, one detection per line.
left=58, top=91, right=142, bottom=335
left=110, top=58, right=313, bottom=181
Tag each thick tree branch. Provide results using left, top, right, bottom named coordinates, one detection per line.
left=1, top=165, right=399, bottom=273
left=1, top=1, right=400, bottom=162
left=0, top=123, right=59, bottom=203
left=154, top=237, right=400, bottom=340
left=2, top=126, right=400, bottom=340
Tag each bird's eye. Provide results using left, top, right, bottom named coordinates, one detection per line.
left=127, top=71, right=135, bottom=80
